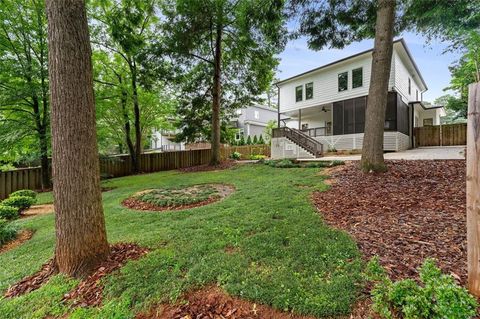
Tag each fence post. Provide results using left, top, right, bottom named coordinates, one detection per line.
left=467, top=82, right=480, bottom=296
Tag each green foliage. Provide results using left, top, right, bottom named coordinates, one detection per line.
left=1, top=196, right=36, bottom=212
left=264, top=120, right=277, bottom=145
left=230, top=151, right=241, bottom=160
left=10, top=190, right=37, bottom=200
left=366, top=257, right=478, bottom=319
left=252, top=135, right=258, bottom=144
left=246, top=135, right=252, bottom=145
left=258, top=134, right=265, bottom=144
left=0, top=218, right=17, bottom=246
left=249, top=154, right=266, bottom=160
left=264, top=159, right=344, bottom=169
left=238, top=135, right=246, bottom=146
left=0, top=205, right=19, bottom=220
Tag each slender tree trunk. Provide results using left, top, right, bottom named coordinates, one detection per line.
left=360, top=0, right=395, bottom=173
left=130, top=61, right=142, bottom=173
left=46, top=0, right=110, bottom=278
left=121, top=86, right=136, bottom=167
left=210, top=24, right=222, bottom=165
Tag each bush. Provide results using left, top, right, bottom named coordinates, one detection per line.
left=253, top=135, right=258, bottom=144
left=246, top=135, right=252, bottom=145
left=258, top=134, right=265, bottom=144
left=230, top=151, right=241, bottom=160
left=238, top=135, right=245, bottom=146
left=249, top=154, right=266, bottom=160
left=10, top=189, right=37, bottom=199
left=1, top=196, right=36, bottom=212
left=0, top=218, right=17, bottom=246
left=0, top=205, right=19, bottom=220
left=366, top=257, right=478, bottom=319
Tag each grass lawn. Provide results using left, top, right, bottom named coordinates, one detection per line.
left=0, top=164, right=362, bottom=318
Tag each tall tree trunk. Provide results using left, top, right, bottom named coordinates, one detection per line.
left=130, top=61, right=142, bottom=173
left=360, top=0, right=395, bottom=173
left=46, top=0, right=110, bottom=278
left=121, top=86, right=136, bottom=167
left=210, top=24, right=222, bottom=166
left=32, top=95, right=51, bottom=188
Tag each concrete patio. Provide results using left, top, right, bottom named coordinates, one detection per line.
left=298, top=146, right=466, bottom=161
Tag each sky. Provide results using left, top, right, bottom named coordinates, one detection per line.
left=276, top=32, right=461, bottom=104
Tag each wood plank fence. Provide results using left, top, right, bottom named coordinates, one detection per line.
left=414, top=123, right=467, bottom=147
left=0, top=145, right=270, bottom=199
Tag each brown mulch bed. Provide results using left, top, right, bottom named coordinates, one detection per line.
left=22, top=204, right=54, bottom=218
left=312, top=159, right=467, bottom=284
left=178, top=160, right=237, bottom=173
left=122, top=184, right=235, bottom=212
left=4, top=243, right=149, bottom=307
left=136, top=286, right=317, bottom=319
left=0, top=229, right=34, bottom=254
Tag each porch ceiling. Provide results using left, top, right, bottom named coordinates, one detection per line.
left=283, top=103, right=332, bottom=119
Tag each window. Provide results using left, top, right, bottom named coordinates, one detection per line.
left=235, top=129, right=244, bottom=141
left=352, top=67, right=363, bottom=89
left=408, top=78, right=411, bottom=95
left=254, top=110, right=259, bottom=119
left=338, top=72, right=348, bottom=92
left=423, top=118, right=433, bottom=126
left=305, top=82, right=314, bottom=99
left=295, top=85, right=303, bottom=102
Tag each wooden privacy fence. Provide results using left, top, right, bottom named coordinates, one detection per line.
left=414, top=123, right=467, bottom=147
left=0, top=145, right=270, bottom=199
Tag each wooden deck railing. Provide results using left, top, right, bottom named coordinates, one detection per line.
left=273, top=127, right=323, bottom=157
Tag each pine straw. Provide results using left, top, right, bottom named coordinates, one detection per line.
left=313, top=160, right=467, bottom=284
left=4, top=243, right=148, bottom=307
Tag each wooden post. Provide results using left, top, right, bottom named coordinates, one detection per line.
left=467, top=82, right=480, bottom=296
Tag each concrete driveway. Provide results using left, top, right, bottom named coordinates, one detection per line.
left=300, top=146, right=466, bottom=161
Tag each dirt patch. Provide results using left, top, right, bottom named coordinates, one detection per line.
left=312, top=160, right=467, bottom=284
left=22, top=204, right=54, bottom=218
left=178, top=160, right=237, bottom=173
left=123, top=184, right=235, bottom=212
left=0, top=229, right=34, bottom=254
left=4, top=243, right=149, bottom=306
left=136, top=286, right=317, bottom=319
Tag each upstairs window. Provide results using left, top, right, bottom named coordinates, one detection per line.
left=338, top=72, right=348, bottom=92
left=352, top=67, right=363, bottom=88
left=295, top=85, right=303, bottom=102
left=408, top=78, right=411, bottom=95
left=305, top=82, right=314, bottom=100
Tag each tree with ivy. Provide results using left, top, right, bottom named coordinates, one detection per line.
left=161, top=0, right=286, bottom=165
left=0, top=0, right=51, bottom=187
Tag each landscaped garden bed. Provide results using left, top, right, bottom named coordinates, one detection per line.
left=122, top=183, right=235, bottom=211
left=313, top=160, right=467, bottom=284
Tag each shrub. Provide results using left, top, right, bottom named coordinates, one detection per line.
left=274, top=159, right=301, bottom=168
left=230, top=151, right=241, bottom=160
left=10, top=189, right=37, bottom=199
left=1, top=196, right=36, bottom=212
left=258, top=134, right=265, bottom=144
left=0, top=205, right=19, bottom=220
left=0, top=218, right=17, bottom=246
left=249, top=154, right=266, bottom=160
left=366, top=257, right=478, bottom=319
left=246, top=135, right=252, bottom=145
left=239, top=135, right=245, bottom=146
left=253, top=135, right=258, bottom=144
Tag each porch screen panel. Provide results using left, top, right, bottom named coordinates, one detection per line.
left=333, top=101, right=344, bottom=135
left=354, top=97, right=366, bottom=133
left=385, top=92, right=397, bottom=131
left=396, top=95, right=409, bottom=135
left=344, top=99, right=355, bottom=134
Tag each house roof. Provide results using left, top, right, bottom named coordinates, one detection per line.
left=409, top=101, right=444, bottom=111
left=275, top=38, right=428, bottom=91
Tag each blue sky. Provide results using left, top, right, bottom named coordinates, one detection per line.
left=276, top=32, right=461, bottom=103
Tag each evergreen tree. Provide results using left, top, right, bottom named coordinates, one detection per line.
left=253, top=135, right=258, bottom=144
left=246, top=135, right=252, bottom=145
left=258, top=134, right=265, bottom=144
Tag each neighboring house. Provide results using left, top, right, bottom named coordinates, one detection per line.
left=231, top=104, right=277, bottom=141
left=150, top=128, right=185, bottom=152
left=272, top=38, right=445, bottom=159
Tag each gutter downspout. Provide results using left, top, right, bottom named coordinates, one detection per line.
left=276, top=85, right=280, bottom=128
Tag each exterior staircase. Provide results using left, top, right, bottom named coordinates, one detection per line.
left=273, top=127, right=324, bottom=158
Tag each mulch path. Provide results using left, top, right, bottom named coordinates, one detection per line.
left=312, top=160, right=467, bottom=284
left=136, top=286, right=317, bottom=319
left=4, top=243, right=148, bottom=308
left=0, top=229, right=34, bottom=254
left=122, top=184, right=235, bottom=212
left=178, top=160, right=237, bottom=173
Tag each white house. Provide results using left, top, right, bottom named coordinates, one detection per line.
left=271, top=39, right=445, bottom=159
